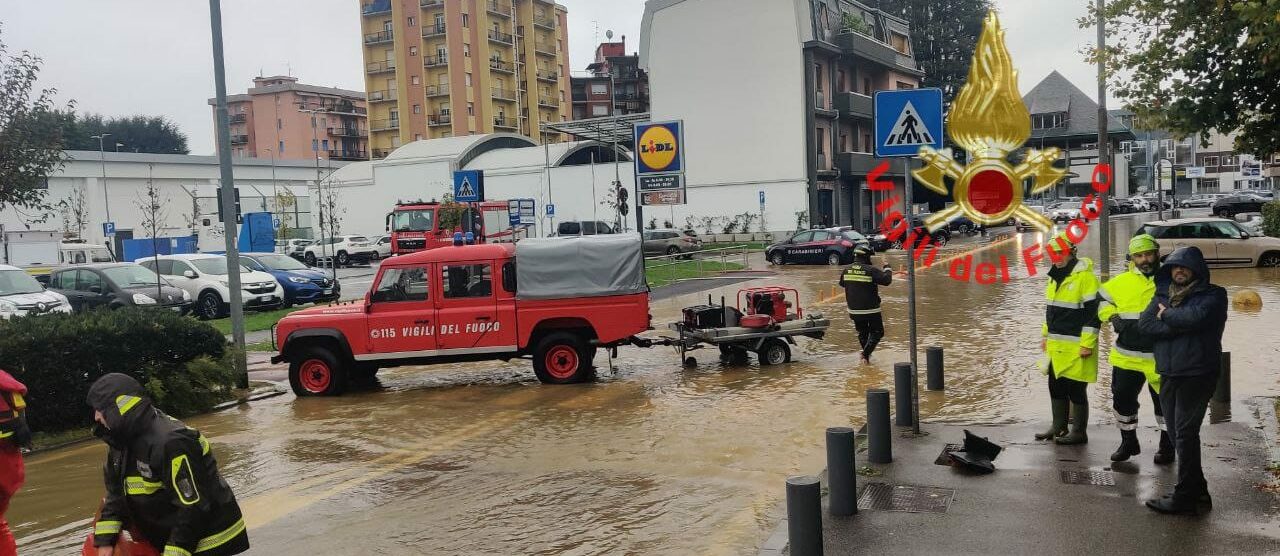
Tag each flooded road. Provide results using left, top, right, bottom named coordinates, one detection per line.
left=11, top=210, right=1280, bottom=555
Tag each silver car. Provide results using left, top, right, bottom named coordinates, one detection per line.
left=643, top=229, right=702, bottom=257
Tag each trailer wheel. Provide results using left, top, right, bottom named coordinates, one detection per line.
left=757, top=339, right=791, bottom=366
left=288, top=346, right=348, bottom=396
left=533, top=332, right=592, bottom=384
left=719, top=345, right=750, bottom=365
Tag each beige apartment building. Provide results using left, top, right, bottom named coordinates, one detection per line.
left=210, top=76, right=369, bottom=161
left=359, top=0, right=571, bottom=158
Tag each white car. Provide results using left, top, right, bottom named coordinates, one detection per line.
left=136, top=254, right=283, bottom=319
left=0, top=264, right=73, bottom=319
left=302, top=235, right=378, bottom=267
left=1125, top=197, right=1151, bottom=212
left=1048, top=202, right=1082, bottom=222
left=372, top=235, right=393, bottom=260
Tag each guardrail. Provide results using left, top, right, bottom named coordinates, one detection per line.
left=643, top=244, right=755, bottom=285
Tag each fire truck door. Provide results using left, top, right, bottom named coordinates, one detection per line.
left=366, top=264, right=438, bottom=354
left=436, top=261, right=517, bottom=352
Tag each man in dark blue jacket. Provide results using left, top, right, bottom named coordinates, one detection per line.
left=1137, top=246, right=1227, bottom=515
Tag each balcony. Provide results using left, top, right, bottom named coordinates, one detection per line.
left=836, top=31, right=919, bottom=73
left=328, top=149, right=368, bottom=160
left=533, top=17, right=555, bottom=30
left=305, top=102, right=366, bottom=116
left=229, top=113, right=247, bottom=124
left=536, top=69, right=558, bottom=83
left=836, top=91, right=873, bottom=120
left=538, top=96, right=559, bottom=108
left=534, top=41, right=556, bottom=57
left=362, top=2, right=391, bottom=16
left=420, top=0, right=443, bottom=8
left=327, top=127, right=369, bottom=138
left=488, top=29, right=514, bottom=45
left=364, top=30, right=393, bottom=45
left=493, top=116, right=516, bottom=129
left=367, top=89, right=397, bottom=102
left=230, top=134, right=249, bottom=145
left=838, top=151, right=904, bottom=176
left=370, top=118, right=400, bottom=131
left=428, top=113, right=452, bottom=126
left=491, top=87, right=516, bottom=101
left=489, top=59, right=515, bottom=74
left=422, top=23, right=446, bottom=38
left=486, top=1, right=511, bottom=16
left=424, top=53, right=448, bottom=68
left=613, top=91, right=649, bottom=101
left=366, top=59, right=396, bottom=74
left=426, top=83, right=450, bottom=97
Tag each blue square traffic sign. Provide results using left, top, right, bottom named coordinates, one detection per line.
left=453, top=170, right=484, bottom=202
left=873, top=88, right=944, bottom=158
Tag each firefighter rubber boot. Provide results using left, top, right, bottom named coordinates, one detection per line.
left=1110, top=429, right=1140, bottom=461
left=1055, top=403, right=1089, bottom=445
left=1153, top=431, right=1175, bottom=465
left=1035, top=399, right=1069, bottom=440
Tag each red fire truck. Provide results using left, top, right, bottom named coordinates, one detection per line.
left=272, top=235, right=651, bottom=395
left=387, top=201, right=524, bottom=255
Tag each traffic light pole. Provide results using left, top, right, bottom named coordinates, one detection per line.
left=209, top=0, right=248, bottom=389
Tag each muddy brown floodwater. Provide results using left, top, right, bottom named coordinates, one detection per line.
left=11, top=210, right=1280, bottom=555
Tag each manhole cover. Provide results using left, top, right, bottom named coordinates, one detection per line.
left=857, top=483, right=954, bottom=513
left=934, top=443, right=964, bottom=466
left=1059, top=469, right=1116, bottom=486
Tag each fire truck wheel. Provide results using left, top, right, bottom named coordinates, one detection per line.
left=757, top=339, right=791, bottom=366
left=533, top=332, right=592, bottom=384
left=288, top=346, right=348, bottom=396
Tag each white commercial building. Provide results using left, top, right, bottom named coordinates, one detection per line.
left=0, top=151, right=326, bottom=252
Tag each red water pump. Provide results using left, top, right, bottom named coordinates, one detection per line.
left=738, top=287, right=800, bottom=329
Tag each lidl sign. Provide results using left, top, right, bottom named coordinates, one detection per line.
left=634, top=120, right=684, bottom=175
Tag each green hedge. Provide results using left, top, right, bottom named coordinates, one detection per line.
left=0, top=308, right=234, bottom=434
left=1263, top=200, right=1280, bottom=238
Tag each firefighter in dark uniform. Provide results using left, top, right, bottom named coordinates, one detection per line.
left=87, top=374, right=249, bottom=556
left=839, top=245, right=894, bottom=364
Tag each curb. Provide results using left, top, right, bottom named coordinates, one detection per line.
left=1248, top=396, right=1280, bottom=466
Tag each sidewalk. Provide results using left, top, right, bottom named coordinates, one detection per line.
left=774, top=400, right=1280, bottom=555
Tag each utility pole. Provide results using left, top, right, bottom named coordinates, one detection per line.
left=1095, top=0, right=1111, bottom=280
left=299, top=105, right=333, bottom=280
left=209, top=0, right=248, bottom=389
left=90, top=133, right=113, bottom=240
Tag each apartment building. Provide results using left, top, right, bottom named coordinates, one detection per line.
left=1112, top=111, right=1280, bottom=195
left=359, top=0, right=571, bottom=158
left=210, top=76, right=369, bottom=161
left=570, top=37, right=650, bottom=120
left=1018, top=71, right=1135, bottom=197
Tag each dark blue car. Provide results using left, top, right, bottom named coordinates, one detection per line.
left=239, top=252, right=340, bottom=307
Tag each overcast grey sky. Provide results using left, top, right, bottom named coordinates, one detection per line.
left=5, top=0, right=1105, bottom=156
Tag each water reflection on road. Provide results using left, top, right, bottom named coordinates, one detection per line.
left=12, top=211, right=1279, bottom=555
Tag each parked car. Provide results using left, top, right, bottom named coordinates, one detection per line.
left=948, top=215, right=985, bottom=234
left=1125, top=197, right=1151, bottom=212
left=1236, top=213, right=1265, bottom=237
left=1179, top=195, right=1215, bottom=208
left=1136, top=217, right=1280, bottom=267
left=642, top=229, right=702, bottom=257
left=0, top=264, right=72, bottom=319
left=47, top=263, right=190, bottom=313
left=58, top=242, right=115, bottom=265
left=1048, top=202, right=1083, bottom=222
left=1013, top=203, right=1049, bottom=231
left=554, top=221, right=617, bottom=236
left=767, top=229, right=868, bottom=265
left=1114, top=198, right=1141, bottom=213
left=1212, top=194, right=1269, bottom=217
left=372, top=235, right=393, bottom=260
left=277, top=239, right=313, bottom=260
left=303, top=235, right=378, bottom=267
left=137, top=254, right=284, bottom=319
left=239, top=253, right=340, bottom=307
left=1137, top=193, right=1173, bottom=211
left=862, top=216, right=948, bottom=251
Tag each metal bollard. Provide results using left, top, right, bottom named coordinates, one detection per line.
left=926, top=346, right=944, bottom=391
left=786, top=475, right=824, bottom=556
left=867, top=388, right=892, bottom=463
left=826, top=427, right=856, bottom=516
left=894, top=362, right=913, bottom=427
left=1213, top=352, right=1231, bottom=404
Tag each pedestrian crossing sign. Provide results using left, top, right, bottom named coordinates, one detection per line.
left=453, top=170, right=484, bottom=203
left=874, top=88, right=944, bottom=158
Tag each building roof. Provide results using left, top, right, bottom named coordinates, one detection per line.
left=208, top=81, right=365, bottom=105
left=465, top=140, right=632, bottom=170
left=1022, top=71, right=1135, bottom=141
left=382, top=133, right=538, bottom=166
left=63, top=150, right=345, bottom=169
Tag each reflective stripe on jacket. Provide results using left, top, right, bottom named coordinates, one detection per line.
left=1099, top=264, right=1159, bottom=390
left=840, top=264, right=892, bottom=314
left=1042, top=257, right=1101, bottom=383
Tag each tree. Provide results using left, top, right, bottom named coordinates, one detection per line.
left=877, top=0, right=993, bottom=109
left=273, top=189, right=298, bottom=240
left=53, top=111, right=189, bottom=154
left=57, top=184, right=88, bottom=238
left=1081, top=2, right=1280, bottom=156
left=135, top=164, right=169, bottom=299
left=0, top=24, right=71, bottom=218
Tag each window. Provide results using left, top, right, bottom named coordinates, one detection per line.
left=383, top=20, right=392, bottom=31
left=371, top=267, right=429, bottom=303
left=407, top=16, right=415, bottom=27
left=863, top=77, right=872, bottom=95
left=322, top=139, right=329, bottom=151
left=415, top=134, right=423, bottom=141
left=590, top=83, right=607, bottom=95
left=441, top=264, right=492, bottom=298
left=277, top=118, right=282, bottom=130
left=840, top=133, right=849, bottom=152
left=791, top=231, right=816, bottom=243
left=434, top=14, right=443, bottom=27
left=411, top=75, right=420, bottom=85
left=413, top=104, right=422, bottom=114
left=76, top=270, right=106, bottom=292
left=467, top=102, right=474, bottom=116
left=1209, top=221, right=1244, bottom=239
left=465, top=73, right=472, bottom=87
left=169, top=261, right=191, bottom=276
left=816, top=128, right=826, bottom=154
left=464, top=43, right=470, bottom=57
left=410, top=46, right=417, bottom=56
left=591, top=104, right=609, bottom=116
left=1032, top=112, right=1066, bottom=130
left=837, top=70, right=846, bottom=91
left=1222, top=155, right=1236, bottom=166
left=1204, top=156, right=1219, bottom=167
left=312, top=139, right=318, bottom=152
left=815, top=63, right=824, bottom=91
left=895, top=81, right=914, bottom=90
left=462, top=13, right=469, bottom=27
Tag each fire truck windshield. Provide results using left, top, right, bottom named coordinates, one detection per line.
left=394, top=209, right=435, bottom=232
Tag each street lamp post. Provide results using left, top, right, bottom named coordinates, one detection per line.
left=90, top=134, right=113, bottom=236
left=299, top=105, right=335, bottom=282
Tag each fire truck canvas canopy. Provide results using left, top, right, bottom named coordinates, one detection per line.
left=515, top=234, right=646, bottom=300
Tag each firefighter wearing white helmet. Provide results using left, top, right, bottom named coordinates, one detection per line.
left=1035, top=232, right=1101, bottom=445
